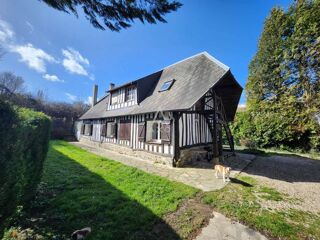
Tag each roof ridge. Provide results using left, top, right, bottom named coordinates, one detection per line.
left=108, top=52, right=229, bottom=91
left=163, top=51, right=230, bottom=71
left=202, top=52, right=230, bottom=71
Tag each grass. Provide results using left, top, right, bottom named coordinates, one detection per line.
left=3, top=140, right=199, bottom=240
left=202, top=175, right=320, bottom=240
left=4, top=140, right=320, bottom=240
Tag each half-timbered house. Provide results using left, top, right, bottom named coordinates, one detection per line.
left=75, top=52, right=242, bottom=167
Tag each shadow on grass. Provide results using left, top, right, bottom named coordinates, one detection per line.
left=229, top=177, right=253, bottom=187
left=15, top=145, right=181, bottom=240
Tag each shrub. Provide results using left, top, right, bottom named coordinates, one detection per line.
left=239, top=139, right=257, bottom=149
left=0, top=100, right=51, bottom=233
left=230, top=111, right=256, bottom=146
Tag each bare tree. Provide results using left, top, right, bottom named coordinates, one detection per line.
left=72, top=101, right=90, bottom=118
left=0, top=72, right=25, bottom=96
left=35, top=89, right=48, bottom=105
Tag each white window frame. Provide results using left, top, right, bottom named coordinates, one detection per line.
left=111, top=91, right=118, bottom=105
left=106, top=122, right=116, bottom=138
left=146, top=120, right=161, bottom=143
left=126, top=86, right=135, bottom=102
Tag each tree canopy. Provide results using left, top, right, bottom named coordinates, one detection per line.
left=40, top=0, right=182, bottom=31
left=235, top=0, right=320, bottom=151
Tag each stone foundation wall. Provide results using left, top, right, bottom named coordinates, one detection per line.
left=79, top=137, right=173, bottom=167
left=176, top=145, right=211, bottom=167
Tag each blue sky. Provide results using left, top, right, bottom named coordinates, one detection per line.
left=0, top=0, right=292, bottom=105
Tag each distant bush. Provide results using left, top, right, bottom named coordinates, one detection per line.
left=0, top=100, right=51, bottom=233
left=230, top=111, right=256, bottom=147
left=231, top=109, right=320, bottom=152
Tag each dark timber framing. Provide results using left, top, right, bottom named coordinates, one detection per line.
left=177, top=87, right=235, bottom=164
left=76, top=52, right=242, bottom=167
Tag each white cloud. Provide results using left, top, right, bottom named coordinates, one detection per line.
left=0, top=19, right=57, bottom=74
left=0, top=19, right=14, bottom=43
left=89, top=74, right=95, bottom=81
left=238, top=103, right=246, bottom=108
left=65, top=92, right=77, bottom=101
left=43, top=74, right=64, bottom=82
left=62, top=48, right=90, bottom=76
left=0, top=18, right=95, bottom=82
left=26, top=21, right=34, bottom=33
left=85, top=96, right=93, bottom=105
left=11, top=43, right=57, bottom=73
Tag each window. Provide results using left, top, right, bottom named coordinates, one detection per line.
left=159, top=79, right=175, bottom=92
left=146, top=120, right=171, bottom=143
left=106, top=122, right=117, bottom=138
left=111, top=91, right=119, bottom=105
left=125, top=86, right=135, bottom=101
left=84, top=124, right=93, bottom=136
left=119, top=120, right=131, bottom=140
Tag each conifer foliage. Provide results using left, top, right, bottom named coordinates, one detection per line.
left=39, top=0, right=182, bottom=31
left=239, top=0, right=320, bottom=151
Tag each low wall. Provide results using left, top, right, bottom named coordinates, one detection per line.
left=79, top=137, right=173, bottom=167
left=176, top=145, right=212, bottom=167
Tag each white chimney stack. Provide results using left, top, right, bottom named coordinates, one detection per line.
left=92, top=84, right=98, bottom=107
left=109, top=83, right=115, bottom=91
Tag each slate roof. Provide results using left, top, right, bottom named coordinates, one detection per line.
left=80, top=52, right=242, bottom=121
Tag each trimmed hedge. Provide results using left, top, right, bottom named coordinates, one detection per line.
left=0, top=101, right=51, bottom=232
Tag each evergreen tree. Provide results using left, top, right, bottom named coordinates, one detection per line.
left=39, top=0, right=182, bottom=31
left=245, top=0, right=320, bottom=150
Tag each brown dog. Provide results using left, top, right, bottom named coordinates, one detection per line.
left=71, top=227, right=91, bottom=240
left=214, top=164, right=231, bottom=182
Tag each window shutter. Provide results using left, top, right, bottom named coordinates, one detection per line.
left=101, top=124, right=106, bottom=137
left=160, top=121, right=171, bottom=142
left=84, top=124, right=90, bottom=135
left=112, top=123, right=117, bottom=138
left=138, top=122, right=146, bottom=142
left=119, top=121, right=131, bottom=140
left=89, top=124, right=93, bottom=136
left=81, top=124, right=85, bottom=134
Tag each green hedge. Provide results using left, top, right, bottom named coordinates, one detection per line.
left=231, top=110, right=320, bottom=152
left=0, top=101, right=51, bottom=232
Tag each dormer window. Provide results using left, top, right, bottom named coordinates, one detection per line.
left=111, top=91, right=119, bottom=105
left=125, top=86, right=135, bottom=101
left=159, top=79, right=175, bottom=92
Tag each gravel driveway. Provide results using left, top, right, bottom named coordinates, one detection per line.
left=241, top=154, right=320, bottom=213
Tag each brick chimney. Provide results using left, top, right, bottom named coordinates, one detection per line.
left=92, top=84, right=98, bottom=107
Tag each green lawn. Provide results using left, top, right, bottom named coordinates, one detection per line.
left=203, top=175, right=320, bottom=240
left=4, top=140, right=198, bottom=240
left=5, top=140, right=319, bottom=240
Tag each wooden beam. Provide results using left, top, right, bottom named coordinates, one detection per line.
left=212, top=91, right=220, bottom=165
left=178, top=110, right=219, bottom=114
left=173, top=112, right=181, bottom=167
